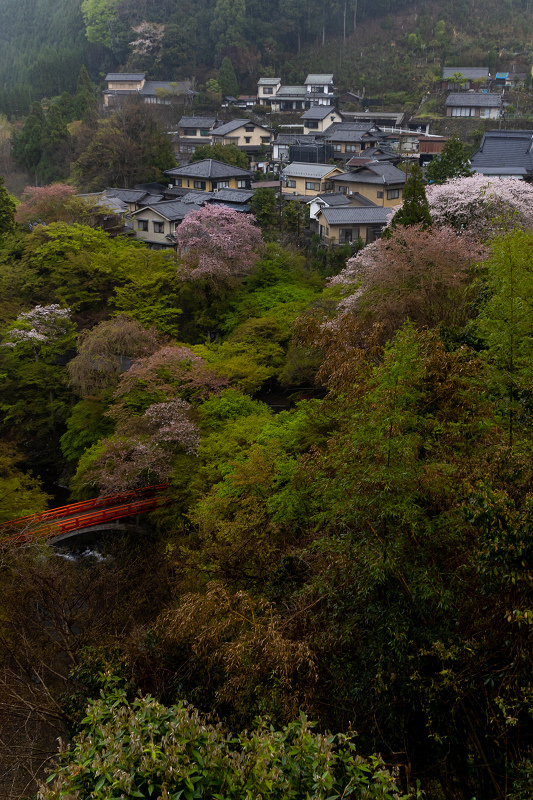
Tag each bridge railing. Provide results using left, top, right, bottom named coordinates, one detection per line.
left=0, top=484, right=169, bottom=531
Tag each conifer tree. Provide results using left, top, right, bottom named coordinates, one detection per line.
left=425, top=136, right=473, bottom=185
left=389, top=163, right=432, bottom=230
left=218, top=57, right=239, bottom=98
left=74, top=65, right=98, bottom=125
left=0, top=175, right=16, bottom=239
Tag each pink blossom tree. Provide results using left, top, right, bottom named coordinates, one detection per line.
left=176, top=205, right=263, bottom=282
left=426, top=175, right=533, bottom=239
left=329, top=224, right=488, bottom=336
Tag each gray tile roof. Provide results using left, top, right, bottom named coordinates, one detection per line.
left=470, top=129, right=533, bottom=175
left=105, top=73, right=145, bottom=81
left=132, top=200, right=195, bottom=221
left=276, top=86, right=307, bottom=97
left=211, top=119, right=251, bottom=135
left=178, top=116, right=217, bottom=128
left=302, top=106, right=340, bottom=120
left=282, top=162, right=339, bottom=178
left=274, top=134, right=319, bottom=144
left=445, top=93, right=502, bottom=107
left=320, top=206, right=390, bottom=225
left=442, top=67, right=490, bottom=80
left=180, top=191, right=214, bottom=204
left=258, top=77, right=280, bottom=84
left=106, top=188, right=151, bottom=204
left=335, top=163, right=406, bottom=184
left=211, top=188, right=254, bottom=202
left=305, top=74, right=334, bottom=84
left=164, top=159, right=252, bottom=179
left=312, top=192, right=354, bottom=206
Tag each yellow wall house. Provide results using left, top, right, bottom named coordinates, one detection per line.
left=164, top=160, right=253, bottom=192
left=332, top=162, right=406, bottom=206
left=316, top=205, right=391, bottom=245
left=300, top=106, right=344, bottom=133
left=210, top=119, right=274, bottom=156
left=130, top=198, right=207, bottom=249
left=281, top=163, right=344, bottom=196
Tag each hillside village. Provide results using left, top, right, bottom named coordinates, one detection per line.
left=92, top=65, right=533, bottom=250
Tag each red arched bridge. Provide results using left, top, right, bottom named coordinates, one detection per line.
left=0, top=484, right=170, bottom=547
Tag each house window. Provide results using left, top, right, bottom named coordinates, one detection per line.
left=153, top=221, right=164, bottom=233
left=286, top=179, right=296, bottom=188
left=245, top=126, right=255, bottom=132
left=200, top=129, right=210, bottom=136
left=387, top=188, right=400, bottom=200
left=194, top=180, right=206, bottom=190
left=305, top=121, right=319, bottom=129
left=366, top=227, right=382, bottom=243
left=244, top=137, right=251, bottom=143
left=183, top=127, right=197, bottom=136
left=306, top=181, right=320, bottom=190
left=338, top=185, right=348, bottom=194
left=345, top=144, right=358, bottom=153
left=172, top=179, right=182, bottom=187
left=339, top=228, right=359, bottom=243
left=263, top=87, right=273, bottom=94
left=324, top=181, right=333, bottom=190
left=333, top=144, right=342, bottom=152
left=217, top=180, right=229, bottom=188
left=261, top=136, right=270, bottom=143
left=137, top=219, right=148, bottom=231
left=237, top=180, right=248, bottom=188
left=377, top=191, right=384, bottom=198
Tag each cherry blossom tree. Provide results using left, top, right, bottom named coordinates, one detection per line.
left=15, top=185, right=99, bottom=226
left=80, top=399, right=201, bottom=495
left=3, top=305, right=74, bottom=358
left=329, top=224, right=488, bottom=335
left=176, top=205, right=263, bottom=282
left=426, top=175, right=533, bottom=239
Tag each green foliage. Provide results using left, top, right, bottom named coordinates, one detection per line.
left=249, top=186, right=278, bottom=229
left=190, top=142, right=248, bottom=169
left=425, top=136, right=473, bottom=185
left=0, top=176, right=16, bottom=242
left=218, top=56, right=240, bottom=97
left=60, top=397, right=115, bottom=461
left=42, top=685, right=410, bottom=800
left=0, top=441, right=50, bottom=523
left=389, top=163, right=432, bottom=230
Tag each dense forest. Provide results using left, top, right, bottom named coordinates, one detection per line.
left=3, top=162, right=533, bottom=798
left=3, top=0, right=533, bottom=116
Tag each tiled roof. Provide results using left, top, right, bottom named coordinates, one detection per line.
left=320, top=206, right=390, bottom=225
left=274, top=134, right=320, bottom=144
left=309, top=193, right=353, bottom=207
left=106, top=188, right=151, bottom=203
left=282, top=162, right=340, bottom=178
left=211, top=188, right=254, bottom=202
left=211, top=119, right=269, bottom=136
left=180, top=191, right=214, bottom=204
left=132, top=200, right=196, bottom=221
left=164, top=160, right=252, bottom=179
left=442, top=67, right=490, bottom=80
left=305, top=74, right=334, bottom=84
left=336, top=163, right=406, bottom=184
left=276, top=86, right=307, bottom=97
left=105, top=73, right=145, bottom=81
left=178, top=116, right=217, bottom=128
left=445, top=93, right=502, bottom=107
left=470, top=129, right=533, bottom=175
left=301, top=106, right=339, bottom=120
left=258, top=77, right=281, bottom=84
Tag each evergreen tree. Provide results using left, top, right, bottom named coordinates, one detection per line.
left=425, top=136, right=473, bottom=185
left=11, top=102, right=46, bottom=183
left=218, top=57, right=239, bottom=97
left=389, top=163, right=432, bottom=230
left=190, top=143, right=248, bottom=169
left=74, top=65, right=97, bottom=125
left=0, top=175, right=16, bottom=239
